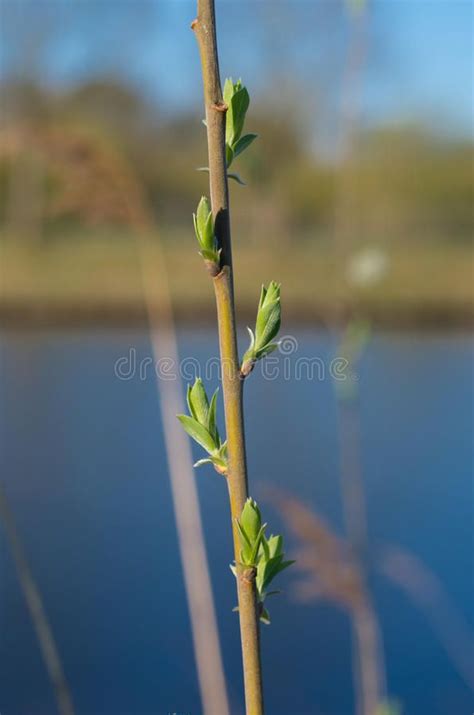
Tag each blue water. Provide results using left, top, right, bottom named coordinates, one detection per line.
left=0, top=327, right=473, bottom=715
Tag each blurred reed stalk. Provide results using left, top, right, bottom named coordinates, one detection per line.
left=136, top=237, right=230, bottom=715
left=112, top=153, right=230, bottom=715
left=2, top=123, right=229, bottom=713
left=0, top=484, right=75, bottom=715
left=274, top=491, right=385, bottom=715
left=192, top=1, right=264, bottom=712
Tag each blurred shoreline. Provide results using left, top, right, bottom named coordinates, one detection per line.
left=2, top=237, right=472, bottom=331
left=2, top=299, right=472, bottom=332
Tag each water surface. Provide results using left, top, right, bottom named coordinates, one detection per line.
left=0, top=327, right=472, bottom=715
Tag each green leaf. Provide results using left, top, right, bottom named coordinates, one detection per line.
left=267, top=534, right=283, bottom=559
left=261, top=555, right=283, bottom=591
left=233, top=133, right=258, bottom=158
left=258, top=284, right=267, bottom=312
left=196, top=196, right=212, bottom=239
left=194, top=197, right=217, bottom=260
left=223, top=77, right=234, bottom=107
left=252, top=282, right=281, bottom=354
left=188, top=378, right=209, bottom=425
left=240, top=498, right=262, bottom=542
left=265, top=280, right=280, bottom=303
left=229, top=87, right=250, bottom=144
left=225, top=143, right=234, bottom=168
left=192, top=213, right=201, bottom=247
left=186, top=384, right=197, bottom=420
left=225, top=85, right=237, bottom=145
left=177, top=415, right=216, bottom=454
left=201, top=212, right=215, bottom=252
left=256, top=300, right=281, bottom=350
left=224, top=79, right=250, bottom=147
left=265, top=559, right=295, bottom=591
left=256, top=559, right=266, bottom=595
left=207, top=388, right=219, bottom=443
left=255, top=298, right=277, bottom=339
left=235, top=519, right=253, bottom=563
left=246, top=524, right=267, bottom=567
left=260, top=534, right=270, bottom=561
left=265, top=284, right=280, bottom=315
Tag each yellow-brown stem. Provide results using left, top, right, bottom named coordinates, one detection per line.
left=193, top=2, right=264, bottom=713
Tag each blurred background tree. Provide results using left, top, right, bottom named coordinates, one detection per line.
left=0, top=0, right=472, bottom=321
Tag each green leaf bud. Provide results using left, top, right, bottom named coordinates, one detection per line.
left=193, top=197, right=220, bottom=273
left=178, top=380, right=227, bottom=475
left=187, top=378, right=209, bottom=425
left=176, top=414, right=217, bottom=455
left=232, top=503, right=294, bottom=622
left=241, top=281, right=281, bottom=376
left=240, top=498, right=262, bottom=542
left=222, top=78, right=256, bottom=170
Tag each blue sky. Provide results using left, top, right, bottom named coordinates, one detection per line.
left=1, top=0, right=472, bottom=140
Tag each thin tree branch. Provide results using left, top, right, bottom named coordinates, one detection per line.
left=192, top=2, right=264, bottom=713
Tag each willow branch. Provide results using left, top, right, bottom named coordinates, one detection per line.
left=192, top=2, right=264, bottom=713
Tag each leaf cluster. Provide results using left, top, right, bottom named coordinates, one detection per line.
left=177, top=378, right=227, bottom=474
left=192, top=196, right=220, bottom=272
left=241, top=281, right=281, bottom=376
left=198, top=78, right=257, bottom=184
left=223, top=78, right=258, bottom=172
left=233, top=498, right=294, bottom=624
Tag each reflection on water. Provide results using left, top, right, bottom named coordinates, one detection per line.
left=0, top=327, right=473, bottom=715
